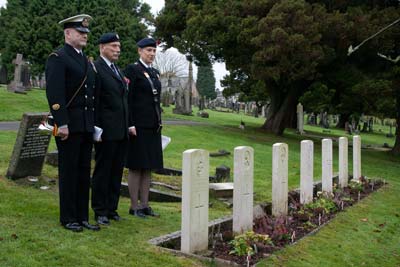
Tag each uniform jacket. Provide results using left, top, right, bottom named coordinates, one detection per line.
left=123, top=61, right=162, bottom=129
left=94, top=57, right=129, bottom=141
left=45, top=43, right=96, bottom=133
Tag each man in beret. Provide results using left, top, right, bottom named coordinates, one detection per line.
left=91, top=33, right=129, bottom=225
left=45, top=14, right=99, bottom=232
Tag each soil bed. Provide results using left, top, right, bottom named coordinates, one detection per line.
left=210, top=177, right=384, bottom=266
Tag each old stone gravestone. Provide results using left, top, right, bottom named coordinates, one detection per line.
left=272, top=143, right=288, bottom=216
left=233, top=146, right=254, bottom=234
left=296, top=103, right=305, bottom=134
left=353, top=135, right=361, bottom=181
left=339, top=137, right=348, bottom=188
left=300, top=140, right=313, bottom=204
left=0, top=65, right=7, bottom=84
left=181, top=149, right=209, bottom=253
left=7, top=54, right=27, bottom=94
left=6, top=112, right=51, bottom=179
left=322, top=139, right=333, bottom=193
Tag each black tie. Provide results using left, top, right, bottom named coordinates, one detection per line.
left=111, top=64, right=118, bottom=75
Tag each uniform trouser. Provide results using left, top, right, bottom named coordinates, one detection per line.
left=91, top=139, right=127, bottom=217
left=56, top=132, right=93, bottom=225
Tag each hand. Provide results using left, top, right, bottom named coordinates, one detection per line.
left=57, top=127, right=69, bottom=141
left=129, top=127, right=137, bottom=136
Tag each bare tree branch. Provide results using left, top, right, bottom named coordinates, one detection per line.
left=154, top=48, right=188, bottom=78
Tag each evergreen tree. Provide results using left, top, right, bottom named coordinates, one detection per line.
left=0, top=0, right=152, bottom=78
left=196, top=61, right=216, bottom=99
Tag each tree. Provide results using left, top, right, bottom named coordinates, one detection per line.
left=153, top=48, right=188, bottom=78
left=196, top=60, right=216, bottom=99
left=0, top=0, right=152, bottom=78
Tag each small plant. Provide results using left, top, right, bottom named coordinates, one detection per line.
left=305, top=196, right=337, bottom=214
left=348, top=180, right=363, bottom=192
left=229, top=231, right=272, bottom=256
left=293, top=208, right=312, bottom=222
left=302, top=221, right=317, bottom=231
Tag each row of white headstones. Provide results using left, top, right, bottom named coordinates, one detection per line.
left=180, top=135, right=362, bottom=254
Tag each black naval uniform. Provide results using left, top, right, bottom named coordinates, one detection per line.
left=91, top=57, right=129, bottom=218
left=124, top=61, right=163, bottom=170
left=45, top=43, right=96, bottom=225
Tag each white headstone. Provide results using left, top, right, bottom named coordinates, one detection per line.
left=181, top=149, right=209, bottom=253
left=300, top=140, right=313, bottom=204
left=272, top=143, right=288, bottom=216
left=322, top=139, right=333, bottom=193
left=353, top=135, right=361, bottom=181
left=233, top=146, right=254, bottom=234
left=339, top=137, right=348, bottom=188
left=297, top=103, right=305, bottom=134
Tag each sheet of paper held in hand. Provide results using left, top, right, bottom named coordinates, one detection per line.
left=162, top=135, right=171, bottom=150
left=93, top=126, right=103, bottom=141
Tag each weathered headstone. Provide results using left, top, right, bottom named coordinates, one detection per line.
left=215, top=164, right=230, bottom=182
left=0, top=65, right=7, bottom=84
left=173, top=56, right=193, bottom=115
left=6, top=112, right=51, bottom=179
left=297, top=103, right=305, bottom=134
left=7, top=54, right=26, bottom=94
left=233, top=146, right=254, bottom=234
left=272, top=143, right=288, bottom=216
left=322, top=139, right=333, bottom=193
left=300, top=140, right=313, bottom=204
left=181, top=149, right=209, bottom=253
left=353, top=135, right=361, bottom=181
left=339, top=137, right=348, bottom=188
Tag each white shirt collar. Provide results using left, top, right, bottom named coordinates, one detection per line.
left=139, top=58, right=151, bottom=68
left=73, top=47, right=82, bottom=55
left=101, top=55, right=113, bottom=67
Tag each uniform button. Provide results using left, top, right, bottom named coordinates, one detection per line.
left=92, top=108, right=95, bottom=111
left=92, top=96, right=95, bottom=100
left=85, top=84, right=87, bottom=88
left=85, top=107, right=87, bottom=110
left=85, top=95, right=87, bottom=99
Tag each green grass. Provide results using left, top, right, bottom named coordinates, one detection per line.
left=0, top=87, right=49, bottom=121
left=0, top=87, right=399, bottom=266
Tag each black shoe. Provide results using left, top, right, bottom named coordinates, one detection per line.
left=81, top=221, right=100, bottom=231
left=63, top=222, right=83, bottom=232
left=142, top=207, right=160, bottom=217
left=108, top=214, right=122, bottom=221
left=95, top=215, right=110, bottom=225
left=128, top=208, right=146, bottom=218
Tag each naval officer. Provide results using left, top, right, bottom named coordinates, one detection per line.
left=45, top=14, right=100, bottom=232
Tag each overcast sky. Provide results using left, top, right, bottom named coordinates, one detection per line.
left=0, top=0, right=228, bottom=89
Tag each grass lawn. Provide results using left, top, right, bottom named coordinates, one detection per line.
left=0, top=86, right=399, bottom=266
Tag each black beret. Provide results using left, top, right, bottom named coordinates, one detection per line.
left=98, top=33, right=120, bottom=44
left=137, top=38, right=156, bottom=48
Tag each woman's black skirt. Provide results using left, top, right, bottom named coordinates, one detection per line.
left=125, top=127, right=163, bottom=170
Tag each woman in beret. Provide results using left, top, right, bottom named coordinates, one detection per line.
left=124, top=37, right=163, bottom=218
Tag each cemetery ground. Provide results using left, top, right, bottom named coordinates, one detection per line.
left=0, top=87, right=399, bottom=266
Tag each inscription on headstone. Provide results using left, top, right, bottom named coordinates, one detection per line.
left=6, top=112, right=51, bottom=179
